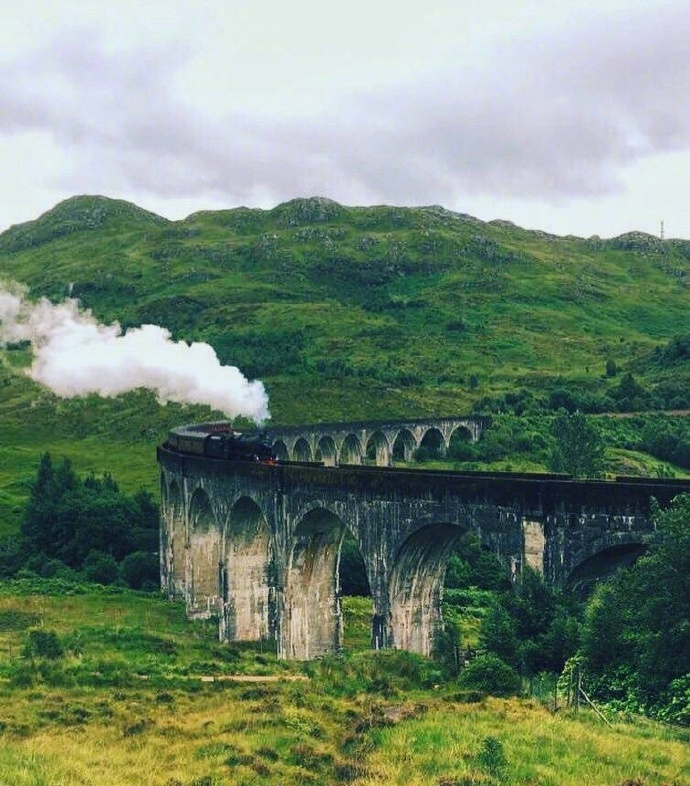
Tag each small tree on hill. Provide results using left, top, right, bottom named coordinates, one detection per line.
left=549, top=410, right=605, bottom=477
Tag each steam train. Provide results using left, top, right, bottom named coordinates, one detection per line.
left=167, top=422, right=276, bottom=463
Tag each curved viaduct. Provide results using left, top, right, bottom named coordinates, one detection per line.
left=157, top=437, right=690, bottom=661
left=265, top=415, right=490, bottom=465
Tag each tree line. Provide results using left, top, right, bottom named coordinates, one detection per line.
left=0, top=453, right=159, bottom=589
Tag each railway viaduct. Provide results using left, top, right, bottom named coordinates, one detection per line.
left=158, top=427, right=690, bottom=661
left=265, top=415, right=490, bottom=466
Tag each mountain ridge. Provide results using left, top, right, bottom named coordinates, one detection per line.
left=1, top=194, right=688, bottom=426
left=3, top=194, right=685, bottom=245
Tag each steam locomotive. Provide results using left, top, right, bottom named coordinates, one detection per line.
left=167, top=422, right=276, bottom=463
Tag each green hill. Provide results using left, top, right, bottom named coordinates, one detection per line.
left=1, top=200, right=689, bottom=779
left=0, top=194, right=689, bottom=532
left=2, top=194, right=689, bottom=422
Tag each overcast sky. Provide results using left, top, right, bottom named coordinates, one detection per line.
left=1, top=0, right=689, bottom=239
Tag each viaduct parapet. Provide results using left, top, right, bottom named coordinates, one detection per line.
left=158, top=441, right=689, bottom=660
left=263, top=415, right=491, bottom=465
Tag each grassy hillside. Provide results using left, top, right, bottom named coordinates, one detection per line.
left=1, top=194, right=689, bottom=424
left=0, top=195, right=689, bottom=534
left=0, top=584, right=687, bottom=786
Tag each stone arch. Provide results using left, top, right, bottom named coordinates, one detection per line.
left=567, top=536, right=647, bottom=594
left=418, top=427, right=445, bottom=460
left=450, top=424, right=473, bottom=442
left=389, top=523, right=463, bottom=655
left=392, top=429, right=415, bottom=462
left=167, top=479, right=185, bottom=599
left=315, top=435, right=337, bottom=467
left=284, top=507, right=347, bottom=659
left=273, top=439, right=289, bottom=462
left=339, top=530, right=375, bottom=650
left=365, top=431, right=391, bottom=466
left=339, top=433, right=364, bottom=465
left=188, top=487, right=221, bottom=617
left=447, top=425, right=475, bottom=461
left=293, top=437, right=313, bottom=462
left=221, top=496, right=274, bottom=643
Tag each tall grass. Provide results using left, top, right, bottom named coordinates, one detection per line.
left=0, top=585, right=687, bottom=786
left=353, top=697, right=690, bottom=786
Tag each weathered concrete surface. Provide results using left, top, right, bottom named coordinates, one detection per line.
left=266, top=416, right=490, bottom=466
left=158, top=448, right=689, bottom=660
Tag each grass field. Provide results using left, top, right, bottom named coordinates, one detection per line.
left=0, top=585, right=687, bottom=786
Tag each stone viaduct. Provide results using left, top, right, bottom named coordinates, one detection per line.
left=158, top=423, right=690, bottom=661
left=265, top=415, right=491, bottom=466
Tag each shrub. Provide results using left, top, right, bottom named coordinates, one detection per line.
left=82, top=550, right=120, bottom=585
left=24, top=629, right=64, bottom=660
left=458, top=654, right=521, bottom=697
left=476, top=736, right=508, bottom=778
left=119, top=551, right=159, bottom=590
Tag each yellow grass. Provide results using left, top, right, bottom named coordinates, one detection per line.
left=352, top=697, right=690, bottom=786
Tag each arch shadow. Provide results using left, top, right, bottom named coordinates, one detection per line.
left=389, top=523, right=464, bottom=656
left=188, top=487, right=221, bottom=618
left=221, top=496, right=274, bottom=643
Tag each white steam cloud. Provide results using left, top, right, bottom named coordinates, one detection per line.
left=0, top=284, right=270, bottom=424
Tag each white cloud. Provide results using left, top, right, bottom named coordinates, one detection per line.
left=0, top=0, right=688, bottom=238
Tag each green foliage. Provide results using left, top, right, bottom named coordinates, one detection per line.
left=3, top=194, right=690, bottom=434
left=339, top=534, right=370, bottom=596
left=23, top=629, right=64, bottom=660
left=579, top=494, right=690, bottom=723
left=14, top=454, right=159, bottom=586
left=308, top=649, right=437, bottom=697
left=479, top=568, right=581, bottom=676
left=639, top=417, right=690, bottom=469
left=605, top=358, right=618, bottom=377
left=82, top=550, right=120, bottom=585
left=458, top=653, right=521, bottom=696
left=475, top=736, right=508, bottom=779
left=479, top=602, right=520, bottom=667
left=445, top=533, right=512, bottom=592
left=658, top=674, right=690, bottom=726
left=549, top=411, right=605, bottom=477
left=648, top=333, right=690, bottom=368
left=432, top=619, right=462, bottom=677
left=470, top=415, right=551, bottom=465
left=119, top=551, right=159, bottom=590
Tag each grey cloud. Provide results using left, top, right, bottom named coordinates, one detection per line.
left=2, top=5, right=690, bottom=208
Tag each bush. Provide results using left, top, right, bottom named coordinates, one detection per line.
left=82, top=550, right=120, bottom=585
left=457, top=654, right=521, bottom=697
left=24, top=629, right=64, bottom=660
left=657, top=674, right=690, bottom=726
left=476, top=736, right=508, bottom=778
left=549, top=410, right=605, bottom=477
left=119, top=551, right=159, bottom=590
left=432, top=619, right=462, bottom=677
left=579, top=494, right=690, bottom=722
left=21, top=455, right=161, bottom=571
